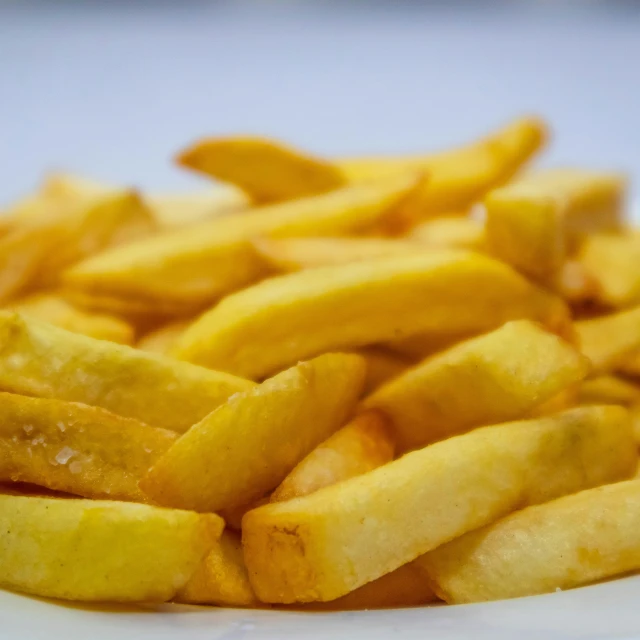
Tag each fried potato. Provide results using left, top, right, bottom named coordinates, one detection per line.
left=40, top=172, right=112, bottom=200
left=242, top=406, right=635, bottom=603
left=8, top=293, right=134, bottom=344
left=176, top=530, right=257, bottom=607
left=364, top=320, right=589, bottom=451
left=140, top=353, right=366, bottom=512
left=0, top=392, right=177, bottom=501
left=0, top=494, right=222, bottom=602
left=358, top=346, right=412, bottom=393
left=408, top=216, right=485, bottom=250
left=575, top=304, right=640, bottom=373
left=270, top=410, right=394, bottom=503
left=619, top=351, right=640, bottom=377
left=550, top=259, right=600, bottom=304
left=253, top=236, right=419, bottom=272
left=178, top=136, right=346, bottom=203
left=172, top=252, right=570, bottom=379
left=0, top=312, right=253, bottom=432
left=578, top=375, right=640, bottom=406
left=62, top=173, right=423, bottom=312
left=485, top=169, right=625, bottom=281
left=136, top=320, right=189, bottom=354
left=421, top=479, right=640, bottom=604
left=339, top=117, right=546, bottom=214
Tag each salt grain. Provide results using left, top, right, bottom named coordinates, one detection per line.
left=55, top=446, right=76, bottom=465
left=57, top=422, right=66, bottom=432
left=69, top=461, right=83, bottom=474
left=23, top=424, right=33, bottom=434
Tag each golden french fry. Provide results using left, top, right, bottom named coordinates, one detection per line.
left=0, top=392, right=177, bottom=501
left=550, top=259, right=600, bottom=304
left=8, top=293, right=134, bottom=344
left=576, top=304, right=640, bottom=373
left=364, top=320, right=589, bottom=451
left=0, top=312, right=253, bottom=432
left=358, top=346, right=412, bottom=393
left=176, top=530, right=258, bottom=607
left=140, top=353, right=365, bottom=512
left=62, top=173, right=423, bottom=312
left=579, top=375, right=640, bottom=406
left=339, top=117, right=547, bottom=213
left=253, top=236, right=419, bottom=272
left=270, top=410, right=394, bottom=503
left=0, top=494, right=222, bottom=602
left=421, top=479, right=640, bottom=604
left=242, top=406, right=636, bottom=603
left=177, top=136, right=346, bottom=203
left=172, top=252, right=570, bottom=379
left=408, top=216, right=485, bottom=250
left=485, top=169, right=625, bottom=281
left=136, top=320, right=189, bottom=354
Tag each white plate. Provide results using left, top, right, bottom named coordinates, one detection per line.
left=3, top=574, right=640, bottom=639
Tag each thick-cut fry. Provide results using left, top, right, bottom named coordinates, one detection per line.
left=409, top=216, right=485, bottom=250
left=136, top=321, right=188, bottom=354
left=578, top=375, right=640, bottom=406
left=270, top=410, right=394, bottom=503
left=8, top=293, right=134, bottom=344
left=178, top=136, right=346, bottom=203
left=0, top=312, right=253, bottom=432
left=243, top=406, right=636, bottom=603
left=141, top=353, right=366, bottom=512
left=0, top=494, right=222, bottom=602
left=421, top=479, right=640, bottom=604
left=175, top=530, right=258, bottom=607
left=551, top=260, right=600, bottom=304
left=364, top=320, right=589, bottom=451
left=339, top=117, right=547, bottom=213
left=62, top=173, right=423, bottom=312
left=172, top=252, right=570, bottom=379
left=485, top=169, right=625, bottom=281
left=358, top=346, right=412, bottom=393
left=253, top=236, right=419, bottom=272
left=576, top=304, right=640, bottom=373
left=0, top=392, right=177, bottom=501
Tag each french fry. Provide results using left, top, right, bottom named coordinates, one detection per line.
left=270, top=410, right=394, bottom=503
left=136, top=320, right=189, bottom=354
left=242, top=406, right=636, bottom=603
left=578, top=375, right=640, bottom=406
left=358, top=346, right=412, bottom=393
left=408, top=216, right=485, bottom=250
left=420, top=479, right=640, bottom=604
left=140, top=353, right=366, bottom=512
left=550, top=259, right=600, bottom=304
left=40, top=172, right=112, bottom=200
left=339, top=117, right=547, bottom=213
left=0, top=312, right=253, bottom=432
left=0, top=494, right=222, bottom=602
left=575, top=304, right=640, bottom=373
left=177, top=136, right=346, bottom=203
left=175, top=530, right=258, bottom=607
left=8, top=293, right=134, bottom=344
left=62, top=173, right=423, bottom=312
left=364, top=320, right=589, bottom=451
left=485, top=169, right=625, bottom=281
left=618, top=350, right=640, bottom=377
left=0, top=392, right=177, bottom=501
left=172, top=252, right=570, bottom=379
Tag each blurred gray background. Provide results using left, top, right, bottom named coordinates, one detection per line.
left=1, top=0, right=639, bottom=204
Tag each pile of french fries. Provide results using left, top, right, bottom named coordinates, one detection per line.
left=3, top=116, right=640, bottom=610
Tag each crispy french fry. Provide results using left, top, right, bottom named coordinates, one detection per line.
left=579, top=375, right=640, bottom=406
left=8, top=293, right=134, bottom=344
left=0, top=312, right=253, bottom=432
left=0, top=392, right=177, bottom=501
left=140, top=353, right=366, bottom=512
left=421, top=479, right=640, bottom=604
left=136, top=321, right=189, bottom=354
left=0, top=494, right=222, bottom=602
left=242, top=406, right=636, bottom=603
left=339, top=117, right=547, bottom=213
left=364, top=320, right=589, bottom=451
left=62, top=173, right=423, bottom=312
left=408, top=216, right=485, bottom=250
left=576, top=304, right=640, bottom=373
left=358, top=346, right=412, bottom=393
left=270, top=410, right=394, bottom=503
left=177, top=136, right=346, bottom=203
left=172, top=252, right=570, bottom=379
left=551, top=259, right=600, bottom=304
left=485, top=169, right=625, bottom=281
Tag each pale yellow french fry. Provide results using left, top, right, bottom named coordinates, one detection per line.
left=550, top=259, right=600, bottom=304
left=177, top=136, right=346, bottom=203
left=172, top=252, right=570, bottom=380
left=364, top=320, right=589, bottom=451
left=242, top=406, right=635, bottom=603
left=576, top=304, right=640, bottom=373
left=339, top=117, right=547, bottom=213
left=358, top=346, right=413, bottom=393
left=0, top=312, right=253, bottom=432
left=62, top=173, right=423, bottom=312
left=421, top=479, right=640, bottom=604
left=485, top=169, right=625, bottom=281
left=0, top=494, right=222, bottom=602
left=140, top=353, right=365, bottom=512
left=0, top=392, right=177, bottom=502
left=270, top=410, right=394, bottom=503
left=578, top=375, right=640, bottom=406
left=136, top=320, right=189, bottom=354
left=408, top=216, right=485, bottom=250
left=8, top=293, right=134, bottom=344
